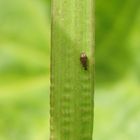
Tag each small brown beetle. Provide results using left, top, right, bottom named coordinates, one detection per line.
left=80, top=52, right=88, bottom=70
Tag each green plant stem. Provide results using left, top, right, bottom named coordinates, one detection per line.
left=50, top=0, right=94, bottom=140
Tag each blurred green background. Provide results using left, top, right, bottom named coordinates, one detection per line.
left=95, top=0, right=140, bottom=140
left=0, top=0, right=140, bottom=140
left=0, top=0, right=50, bottom=139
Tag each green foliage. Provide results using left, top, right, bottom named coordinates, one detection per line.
left=94, top=0, right=140, bottom=140
left=96, top=0, right=140, bottom=85
left=0, top=0, right=50, bottom=139
left=0, top=0, right=140, bottom=140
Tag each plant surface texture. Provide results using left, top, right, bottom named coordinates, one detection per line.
left=50, top=0, right=94, bottom=140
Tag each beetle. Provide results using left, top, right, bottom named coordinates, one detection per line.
left=80, top=52, right=88, bottom=70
